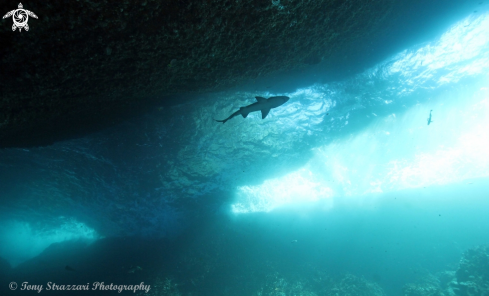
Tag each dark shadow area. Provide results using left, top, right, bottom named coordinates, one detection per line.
left=0, top=0, right=483, bottom=148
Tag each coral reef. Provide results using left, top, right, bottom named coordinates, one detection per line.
left=324, top=274, right=386, bottom=296
left=256, top=275, right=318, bottom=296
left=402, top=283, right=445, bottom=296
left=255, top=272, right=385, bottom=296
left=139, top=276, right=181, bottom=296
left=451, top=245, right=489, bottom=296
left=402, top=245, right=489, bottom=296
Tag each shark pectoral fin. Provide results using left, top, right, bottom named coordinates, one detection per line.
left=240, top=107, right=250, bottom=118
left=255, top=96, right=266, bottom=103
left=261, top=108, right=271, bottom=119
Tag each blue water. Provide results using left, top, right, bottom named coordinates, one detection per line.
left=1, top=7, right=489, bottom=296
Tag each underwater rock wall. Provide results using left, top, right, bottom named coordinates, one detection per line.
left=452, top=245, right=489, bottom=296
left=0, top=0, right=394, bottom=148
left=139, top=272, right=386, bottom=296
left=402, top=245, right=489, bottom=296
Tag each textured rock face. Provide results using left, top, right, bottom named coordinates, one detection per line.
left=456, top=246, right=489, bottom=283
left=452, top=245, right=489, bottom=296
left=401, top=246, right=489, bottom=296
left=1, top=0, right=396, bottom=148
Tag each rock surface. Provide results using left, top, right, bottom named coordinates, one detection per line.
left=0, top=0, right=467, bottom=148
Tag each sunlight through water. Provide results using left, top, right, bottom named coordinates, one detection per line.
left=231, top=11, right=489, bottom=214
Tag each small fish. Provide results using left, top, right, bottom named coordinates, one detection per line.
left=427, top=110, right=433, bottom=125
left=291, top=240, right=298, bottom=243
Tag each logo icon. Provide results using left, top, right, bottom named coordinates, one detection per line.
left=3, top=3, right=38, bottom=32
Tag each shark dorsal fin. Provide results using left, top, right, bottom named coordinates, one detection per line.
left=261, top=108, right=271, bottom=119
left=255, top=96, right=266, bottom=103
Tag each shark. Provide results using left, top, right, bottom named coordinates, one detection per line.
left=215, top=96, right=290, bottom=123
left=427, top=110, right=433, bottom=125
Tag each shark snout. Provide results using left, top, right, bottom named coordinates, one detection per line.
left=282, top=96, right=290, bottom=103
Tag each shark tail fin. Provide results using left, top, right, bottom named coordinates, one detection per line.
left=215, top=119, right=227, bottom=124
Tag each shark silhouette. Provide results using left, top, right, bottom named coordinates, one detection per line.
left=427, top=110, right=433, bottom=125
left=215, top=96, right=290, bottom=123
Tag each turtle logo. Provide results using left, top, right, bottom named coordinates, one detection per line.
left=3, top=3, right=38, bottom=32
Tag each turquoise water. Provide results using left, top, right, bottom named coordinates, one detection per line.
left=1, top=7, right=489, bottom=296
